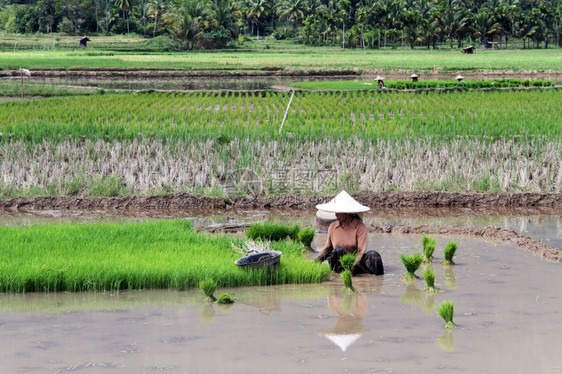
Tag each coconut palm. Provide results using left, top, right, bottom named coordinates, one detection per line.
left=165, top=0, right=207, bottom=50
left=469, top=10, right=500, bottom=43
left=247, top=0, right=270, bottom=39
left=147, top=0, right=166, bottom=37
left=115, top=0, right=132, bottom=33
left=276, top=0, right=306, bottom=32
left=206, top=0, right=242, bottom=48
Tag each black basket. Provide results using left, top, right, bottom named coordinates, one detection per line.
left=235, top=251, right=282, bottom=270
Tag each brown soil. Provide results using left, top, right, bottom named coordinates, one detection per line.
left=369, top=224, right=562, bottom=264
left=1, top=191, right=560, bottom=213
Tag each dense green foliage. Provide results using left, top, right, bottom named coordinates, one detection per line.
left=216, top=292, right=235, bottom=303
left=0, top=0, right=561, bottom=50
left=0, top=220, right=331, bottom=292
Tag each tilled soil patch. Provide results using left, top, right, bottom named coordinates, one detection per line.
left=1, top=191, right=560, bottom=212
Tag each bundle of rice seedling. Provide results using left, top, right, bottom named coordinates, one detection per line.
left=400, top=252, right=424, bottom=281
left=440, top=242, right=458, bottom=265
left=437, top=300, right=457, bottom=329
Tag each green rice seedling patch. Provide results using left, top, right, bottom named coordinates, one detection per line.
left=0, top=220, right=330, bottom=293
left=1, top=90, right=560, bottom=143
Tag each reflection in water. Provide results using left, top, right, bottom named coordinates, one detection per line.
left=401, top=284, right=423, bottom=306
left=424, top=294, right=435, bottom=315
left=320, top=292, right=369, bottom=352
left=200, top=303, right=216, bottom=323
left=444, top=266, right=458, bottom=289
left=437, top=329, right=455, bottom=352
left=318, top=278, right=383, bottom=352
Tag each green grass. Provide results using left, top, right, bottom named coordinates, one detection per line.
left=0, top=81, right=109, bottom=97
left=0, top=220, right=330, bottom=293
left=1, top=33, right=561, bottom=71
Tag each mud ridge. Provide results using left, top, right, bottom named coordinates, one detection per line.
left=1, top=191, right=560, bottom=213
left=369, top=224, right=562, bottom=264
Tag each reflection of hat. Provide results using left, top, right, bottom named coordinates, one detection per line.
left=319, top=317, right=368, bottom=351
left=322, top=333, right=363, bottom=352
left=316, top=191, right=370, bottom=213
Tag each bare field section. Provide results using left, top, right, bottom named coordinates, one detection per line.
left=0, top=90, right=560, bottom=197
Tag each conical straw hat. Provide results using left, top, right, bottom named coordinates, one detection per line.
left=316, top=191, right=370, bottom=213
left=455, top=74, right=464, bottom=80
left=375, top=75, right=385, bottom=81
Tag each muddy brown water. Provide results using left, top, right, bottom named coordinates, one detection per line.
left=1, top=235, right=561, bottom=373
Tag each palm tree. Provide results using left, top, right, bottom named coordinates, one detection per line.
left=206, top=0, right=242, bottom=47
left=355, top=1, right=369, bottom=49
left=165, top=0, right=207, bottom=49
left=469, top=10, right=500, bottom=43
left=115, top=0, right=132, bottom=33
left=276, top=0, right=306, bottom=32
left=147, top=0, right=166, bottom=37
left=247, top=0, right=270, bottom=39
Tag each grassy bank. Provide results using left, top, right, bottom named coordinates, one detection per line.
left=0, top=220, right=330, bottom=293
left=1, top=47, right=562, bottom=71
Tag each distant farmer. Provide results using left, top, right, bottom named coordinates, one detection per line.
left=80, top=36, right=91, bottom=48
left=314, top=191, right=384, bottom=275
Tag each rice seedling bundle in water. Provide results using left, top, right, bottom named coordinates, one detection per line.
left=400, top=252, right=424, bottom=281
left=441, top=241, right=458, bottom=265
left=216, top=293, right=235, bottom=304
left=339, top=253, right=357, bottom=292
left=422, top=235, right=436, bottom=263
left=200, top=278, right=217, bottom=302
left=437, top=300, right=457, bottom=329
left=423, top=267, right=441, bottom=294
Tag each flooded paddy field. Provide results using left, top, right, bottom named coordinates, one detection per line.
left=1, top=235, right=561, bottom=373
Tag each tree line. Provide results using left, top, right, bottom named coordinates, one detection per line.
left=1, top=0, right=561, bottom=49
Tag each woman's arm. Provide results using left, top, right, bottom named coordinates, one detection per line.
left=315, top=223, right=334, bottom=262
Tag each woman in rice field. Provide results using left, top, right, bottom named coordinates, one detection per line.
left=314, top=191, right=384, bottom=275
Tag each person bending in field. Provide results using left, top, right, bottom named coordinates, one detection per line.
left=314, top=191, right=384, bottom=275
